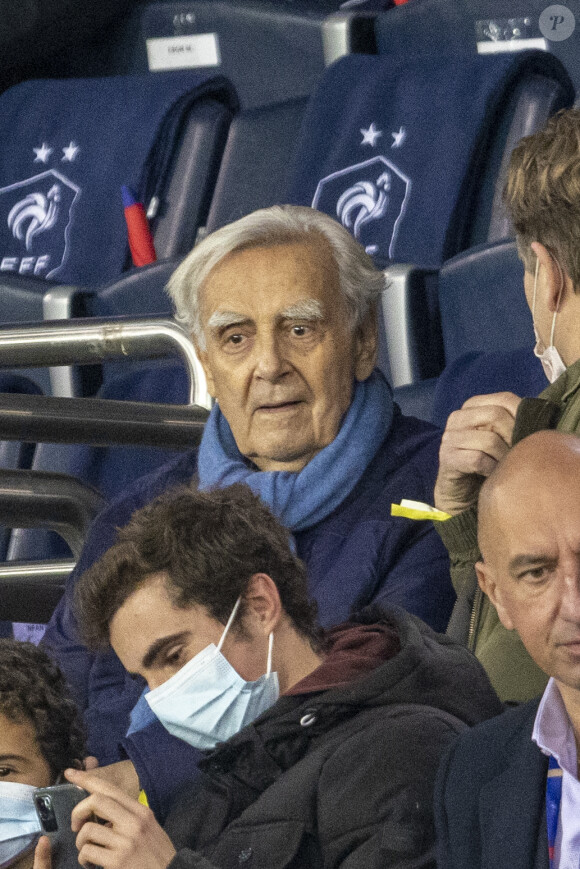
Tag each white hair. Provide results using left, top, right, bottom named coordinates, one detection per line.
left=166, top=205, right=385, bottom=349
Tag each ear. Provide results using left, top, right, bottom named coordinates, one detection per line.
left=475, top=561, right=514, bottom=631
left=242, top=573, right=283, bottom=638
left=353, top=309, right=378, bottom=381
left=531, top=242, right=571, bottom=313
left=193, top=337, right=216, bottom=398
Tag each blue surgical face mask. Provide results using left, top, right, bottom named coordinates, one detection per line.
left=0, top=781, right=42, bottom=868
left=145, top=597, right=280, bottom=750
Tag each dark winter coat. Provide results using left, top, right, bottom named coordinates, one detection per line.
left=161, top=608, right=503, bottom=869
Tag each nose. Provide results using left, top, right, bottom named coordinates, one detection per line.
left=558, top=565, right=580, bottom=620
left=253, top=332, right=291, bottom=382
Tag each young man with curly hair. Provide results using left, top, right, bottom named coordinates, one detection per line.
left=0, top=639, right=85, bottom=869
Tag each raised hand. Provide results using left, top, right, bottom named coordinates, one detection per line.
left=434, top=392, right=522, bottom=515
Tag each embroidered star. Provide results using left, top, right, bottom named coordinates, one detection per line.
left=391, top=127, right=406, bottom=148
left=33, top=142, right=53, bottom=164
left=360, top=123, right=383, bottom=147
left=62, top=141, right=80, bottom=162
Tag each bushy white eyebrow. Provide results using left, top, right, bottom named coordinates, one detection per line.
left=206, top=299, right=324, bottom=333
left=279, top=299, right=324, bottom=321
left=207, top=310, right=247, bottom=332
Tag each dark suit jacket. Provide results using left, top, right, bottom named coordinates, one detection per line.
left=435, top=698, right=549, bottom=869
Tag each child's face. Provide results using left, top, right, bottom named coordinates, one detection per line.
left=0, top=712, right=52, bottom=787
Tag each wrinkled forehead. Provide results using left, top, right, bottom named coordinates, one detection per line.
left=199, top=238, right=342, bottom=317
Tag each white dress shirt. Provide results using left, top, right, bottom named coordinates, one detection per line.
left=532, top=677, right=580, bottom=868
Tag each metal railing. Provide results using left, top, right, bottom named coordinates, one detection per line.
left=0, top=315, right=212, bottom=409
left=0, top=468, right=105, bottom=621
left=0, top=314, right=211, bottom=622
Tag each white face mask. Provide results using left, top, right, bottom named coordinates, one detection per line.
left=145, top=597, right=280, bottom=750
left=532, top=254, right=566, bottom=384
left=0, top=781, right=41, bottom=869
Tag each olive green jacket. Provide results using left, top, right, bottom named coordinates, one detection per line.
left=438, top=357, right=580, bottom=702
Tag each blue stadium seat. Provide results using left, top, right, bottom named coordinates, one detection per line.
left=81, top=259, right=179, bottom=320
left=0, top=274, right=57, bottom=394
left=379, top=234, right=544, bottom=394
left=285, top=49, right=573, bottom=268
left=392, top=239, right=545, bottom=421
left=75, top=0, right=383, bottom=110
left=205, top=98, right=309, bottom=232
left=431, top=347, right=546, bottom=430
left=374, top=0, right=580, bottom=98
left=438, top=239, right=533, bottom=363
left=0, top=71, right=237, bottom=288
left=40, top=259, right=182, bottom=397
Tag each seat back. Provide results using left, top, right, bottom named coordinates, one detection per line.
left=81, top=0, right=381, bottom=109
left=438, top=239, right=533, bottom=364
left=374, top=0, right=580, bottom=97
left=285, top=49, right=573, bottom=268
left=432, top=348, right=547, bottom=430
left=0, top=72, right=237, bottom=287
left=0, top=275, right=57, bottom=394
left=205, top=98, right=309, bottom=233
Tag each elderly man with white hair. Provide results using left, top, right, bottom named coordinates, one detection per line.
left=41, top=205, right=453, bottom=791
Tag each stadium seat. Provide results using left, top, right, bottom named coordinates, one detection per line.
left=205, top=98, right=309, bottom=232
left=285, top=49, right=573, bottom=269
left=374, top=0, right=580, bottom=98
left=431, top=347, right=546, bottom=429
left=0, top=71, right=237, bottom=288
left=0, top=274, right=59, bottom=394
left=393, top=240, right=546, bottom=422
left=438, top=239, right=533, bottom=363
left=201, top=47, right=571, bottom=391
left=74, top=0, right=384, bottom=110
left=378, top=233, right=553, bottom=391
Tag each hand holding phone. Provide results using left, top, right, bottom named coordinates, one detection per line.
left=33, top=784, right=89, bottom=869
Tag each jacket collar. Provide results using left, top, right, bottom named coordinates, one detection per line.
left=479, top=700, right=548, bottom=869
left=541, top=356, right=580, bottom=405
left=200, top=607, right=502, bottom=795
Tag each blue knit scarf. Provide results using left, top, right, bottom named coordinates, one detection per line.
left=197, top=369, right=393, bottom=532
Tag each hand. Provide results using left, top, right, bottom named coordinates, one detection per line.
left=434, top=392, right=521, bottom=515
left=33, top=835, right=52, bottom=869
left=64, top=768, right=176, bottom=869
left=80, top=760, right=140, bottom=799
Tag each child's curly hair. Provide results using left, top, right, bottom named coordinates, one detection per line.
left=0, top=639, right=86, bottom=778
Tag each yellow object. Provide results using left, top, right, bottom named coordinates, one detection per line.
left=391, top=499, right=451, bottom=522
left=138, top=790, right=149, bottom=807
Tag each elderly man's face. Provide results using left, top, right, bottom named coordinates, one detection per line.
left=476, top=467, right=580, bottom=693
left=195, top=238, right=376, bottom=471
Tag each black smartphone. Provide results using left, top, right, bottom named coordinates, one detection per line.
left=33, top=784, right=89, bottom=869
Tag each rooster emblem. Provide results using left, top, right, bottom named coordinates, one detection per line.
left=336, top=172, right=391, bottom=239
left=7, top=184, right=61, bottom=250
